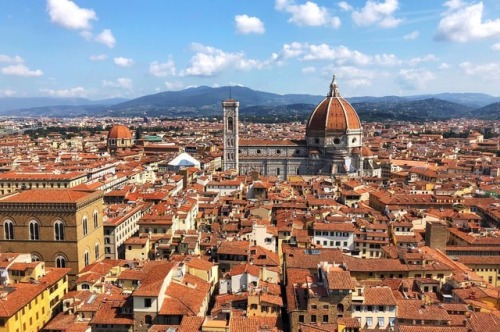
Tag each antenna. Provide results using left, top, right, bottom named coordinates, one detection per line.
left=229, top=85, right=232, bottom=100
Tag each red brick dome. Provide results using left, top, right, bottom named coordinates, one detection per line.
left=306, top=76, right=361, bottom=137
left=107, top=125, right=132, bottom=140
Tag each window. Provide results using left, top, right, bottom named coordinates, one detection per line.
left=145, top=315, right=152, bottom=325
left=311, top=315, right=317, bottom=323
left=4, top=220, right=14, bottom=240
left=311, top=304, right=317, bottom=310
left=378, top=317, right=385, bottom=327
left=31, top=254, right=41, bottom=262
left=84, top=251, right=89, bottom=266
left=299, top=315, right=304, bottom=323
left=144, top=298, right=152, bottom=308
left=55, top=256, right=66, bottom=268
left=366, top=317, right=373, bottom=327
left=323, top=315, right=329, bottom=323
left=93, top=211, right=99, bottom=229
left=389, top=317, right=395, bottom=326
left=95, top=243, right=100, bottom=260
left=54, top=221, right=64, bottom=241
left=378, top=305, right=384, bottom=312
left=29, top=220, right=40, bottom=240
left=82, top=217, right=88, bottom=236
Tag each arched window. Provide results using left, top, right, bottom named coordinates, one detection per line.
left=31, top=254, right=41, bottom=262
left=95, top=243, right=100, bottom=260
left=4, top=220, right=14, bottom=240
left=227, top=117, right=234, bottom=131
left=84, top=251, right=89, bottom=266
left=55, top=256, right=66, bottom=268
left=29, top=220, right=40, bottom=240
left=82, top=217, right=88, bottom=236
left=54, top=221, right=64, bottom=241
left=93, top=211, right=99, bottom=229
left=81, top=284, right=90, bottom=290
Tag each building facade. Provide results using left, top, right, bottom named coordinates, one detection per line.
left=0, top=189, right=105, bottom=278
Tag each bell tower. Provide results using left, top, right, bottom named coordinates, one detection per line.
left=223, top=98, right=239, bottom=172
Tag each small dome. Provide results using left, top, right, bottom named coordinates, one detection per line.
left=107, top=125, right=132, bottom=140
left=361, top=146, right=374, bottom=157
left=306, top=75, right=361, bottom=137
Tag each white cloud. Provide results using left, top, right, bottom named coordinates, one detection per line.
left=436, top=1, right=500, bottom=42
left=164, top=81, right=184, bottom=91
left=280, top=43, right=372, bottom=66
left=491, top=42, right=500, bottom=51
left=113, top=57, right=134, bottom=67
left=404, top=30, right=419, bottom=40
left=180, top=43, right=270, bottom=77
left=397, top=68, right=435, bottom=90
left=373, top=53, right=401, bottom=66
left=328, top=66, right=376, bottom=88
left=95, top=29, right=116, bottom=48
left=459, top=61, right=500, bottom=79
left=439, top=62, right=451, bottom=70
left=0, top=54, right=24, bottom=63
left=235, top=15, right=265, bottom=34
left=277, top=42, right=402, bottom=67
left=90, top=54, right=107, bottom=61
left=80, top=30, right=92, bottom=40
left=352, top=0, right=402, bottom=28
left=1, top=89, right=16, bottom=97
left=302, top=66, right=316, bottom=74
left=46, top=0, right=97, bottom=30
left=280, top=42, right=305, bottom=59
left=150, top=59, right=176, bottom=77
left=102, top=78, right=133, bottom=89
left=275, top=0, right=341, bottom=28
left=407, top=54, right=438, bottom=66
left=1, top=64, right=43, bottom=77
left=338, top=1, right=353, bottom=11
left=40, top=86, right=87, bottom=97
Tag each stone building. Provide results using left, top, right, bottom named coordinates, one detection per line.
left=0, top=189, right=105, bottom=279
left=223, top=76, right=381, bottom=180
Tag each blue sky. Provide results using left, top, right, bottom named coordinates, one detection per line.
left=1, top=0, right=500, bottom=99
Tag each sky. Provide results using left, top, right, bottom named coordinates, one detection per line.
left=1, top=0, right=500, bottom=100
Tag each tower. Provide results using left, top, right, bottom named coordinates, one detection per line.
left=223, top=98, right=239, bottom=172
left=425, top=220, right=449, bottom=251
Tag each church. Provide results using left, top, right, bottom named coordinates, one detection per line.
left=222, top=76, right=381, bottom=180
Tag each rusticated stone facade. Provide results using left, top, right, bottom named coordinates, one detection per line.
left=0, top=189, right=105, bottom=279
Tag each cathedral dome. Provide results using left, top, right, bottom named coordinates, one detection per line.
left=306, top=76, right=361, bottom=138
left=107, top=125, right=132, bottom=140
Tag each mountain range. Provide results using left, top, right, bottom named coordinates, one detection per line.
left=0, top=86, right=499, bottom=121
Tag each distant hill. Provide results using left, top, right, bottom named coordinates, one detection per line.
left=352, top=98, right=473, bottom=122
left=470, top=102, right=500, bottom=119
left=0, top=86, right=498, bottom=121
left=0, top=97, right=127, bottom=113
left=406, top=93, right=500, bottom=108
left=109, top=86, right=322, bottom=113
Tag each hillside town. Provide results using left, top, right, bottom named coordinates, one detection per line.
left=0, top=91, right=499, bottom=332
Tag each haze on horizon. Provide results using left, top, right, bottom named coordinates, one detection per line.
left=2, top=0, right=500, bottom=100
